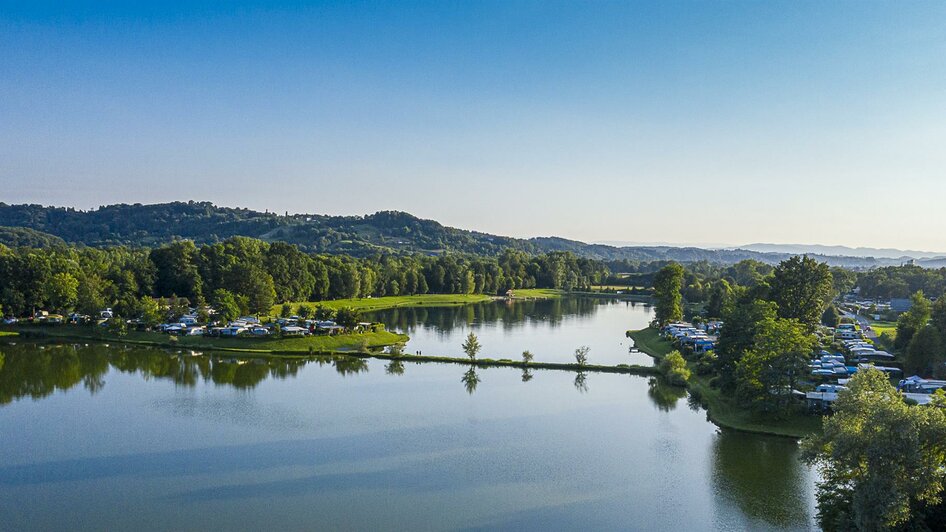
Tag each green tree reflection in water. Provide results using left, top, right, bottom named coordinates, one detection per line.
left=333, top=355, right=369, bottom=377
left=646, top=377, right=687, bottom=411
left=711, top=430, right=813, bottom=529
left=385, top=360, right=405, bottom=376
left=364, top=298, right=601, bottom=336
left=461, top=367, right=480, bottom=394
left=573, top=371, right=588, bottom=393
left=0, top=342, right=313, bottom=403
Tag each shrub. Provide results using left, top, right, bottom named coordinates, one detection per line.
left=659, top=350, right=691, bottom=386
left=574, top=346, right=590, bottom=366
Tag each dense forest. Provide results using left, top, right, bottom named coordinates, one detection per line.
left=856, top=264, right=946, bottom=299
left=0, top=201, right=937, bottom=267
left=0, top=226, right=67, bottom=248
left=0, top=237, right=609, bottom=319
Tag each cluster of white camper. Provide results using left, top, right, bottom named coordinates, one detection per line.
left=156, top=315, right=354, bottom=338
left=832, top=323, right=862, bottom=340
left=805, top=337, right=944, bottom=410
left=661, top=321, right=721, bottom=353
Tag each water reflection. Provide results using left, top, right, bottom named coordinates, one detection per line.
left=0, top=343, right=309, bottom=403
left=711, top=431, right=814, bottom=529
left=366, top=297, right=651, bottom=335
left=573, top=372, right=589, bottom=393
left=647, top=377, right=688, bottom=411
left=365, top=296, right=656, bottom=366
left=332, top=356, right=369, bottom=377
left=0, top=341, right=662, bottom=404
left=461, top=367, right=481, bottom=395
left=0, top=339, right=818, bottom=530
left=385, top=360, right=405, bottom=376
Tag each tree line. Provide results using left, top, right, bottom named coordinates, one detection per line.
left=0, top=237, right=609, bottom=319
left=857, top=264, right=946, bottom=299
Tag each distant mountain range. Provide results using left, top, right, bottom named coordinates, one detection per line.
left=0, top=201, right=942, bottom=269
left=738, top=243, right=946, bottom=260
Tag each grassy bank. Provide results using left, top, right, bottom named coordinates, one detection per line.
left=628, top=327, right=820, bottom=439
left=0, top=331, right=18, bottom=338
left=9, top=325, right=408, bottom=354
left=507, top=288, right=563, bottom=299
left=627, top=327, right=673, bottom=358
left=273, top=294, right=493, bottom=314
left=687, top=374, right=823, bottom=438
left=273, top=289, right=649, bottom=315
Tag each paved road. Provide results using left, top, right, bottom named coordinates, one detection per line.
left=843, top=311, right=877, bottom=340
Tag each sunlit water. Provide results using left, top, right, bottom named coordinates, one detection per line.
left=0, top=300, right=819, bottom=530
left=366, top=297, right=657, bottom=366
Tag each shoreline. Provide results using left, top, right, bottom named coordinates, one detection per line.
left=271, top=289, right=648, bottom=315
left=627, top=328, right=821, bottom=439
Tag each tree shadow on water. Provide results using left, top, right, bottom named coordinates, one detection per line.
left=573, top=372, right=589, bottom=393
left=385, top=360, right=405, bottom=376
left=461, top=367, right=481, bottom=394
left=647, top=377, right=687, bottom=411
left=711, top=430, right=813, bottom=529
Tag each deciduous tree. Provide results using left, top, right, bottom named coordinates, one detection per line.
left=653, top=262, right=684, bottom=326
left=803, top=368, right=946, bottom=530
left=462, top=332, right=481, bottom=361
left=768, top=256, right=833, bottom=329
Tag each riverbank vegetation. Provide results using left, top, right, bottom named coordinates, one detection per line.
left=634, top=256, right=837, bottom=437
left=628, top=328, right=821, bottom=438
left=803, top=368, right=946, bottom=530
left=658, top=351, right=689, bottom=386
left=642, top=257, right=946, bottom=527
left=662, top=256, right=833, bottom=412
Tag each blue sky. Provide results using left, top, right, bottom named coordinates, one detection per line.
left=2, top=1, right=945, bottom=250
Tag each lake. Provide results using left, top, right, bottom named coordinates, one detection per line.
left=365, top=297, right=657, bottom=366
left=0, top=299, right=818, bottom=530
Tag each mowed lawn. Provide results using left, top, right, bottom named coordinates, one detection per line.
left=627, top=327, right=673, bottom=358
left=868, top=320, right=898, bottom=339
left=507, top=288, right=563, bottom=299
left=273, top=294, right=493, bottom=314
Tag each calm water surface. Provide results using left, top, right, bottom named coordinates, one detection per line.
left=366, top=297, right=657, bottom=366
left=0, top=300, right=818, bottom=530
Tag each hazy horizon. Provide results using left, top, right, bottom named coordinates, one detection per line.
left=3, top=1, right=945, bottom=250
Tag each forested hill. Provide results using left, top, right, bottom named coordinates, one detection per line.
left=0, top=226, right=66, bottom=248
left=0, top=202, right=534, bottom=255
left=0, top=201, right=933, bottom=267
